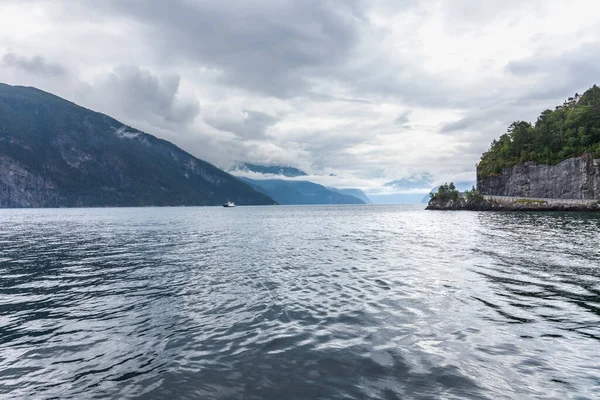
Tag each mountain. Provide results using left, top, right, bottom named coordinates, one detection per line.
left=329, top=187, right=372, bottom=204
left=234, top=163, right=308, bottom=177
left=239, top=178, right=365, bottom=205
left=231, top=163, right=370, bottom=204
left=0, top=83, right=276, bottom=207
left=370, top=173, right=434, bottom=204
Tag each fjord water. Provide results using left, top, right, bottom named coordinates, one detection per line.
left=0, top=206, right=599, bottom=399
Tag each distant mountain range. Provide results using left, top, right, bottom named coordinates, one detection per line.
left=365, top=175, right=476, bottom=205
left=239, top=178, right=366, bottom=205
left=231, top=162, right=372, bottom=205
left=329, top=188, right=372, bottom=204
left=0, top=83, right=275, bottom=207
left=233, top=163, right=308, bottom=177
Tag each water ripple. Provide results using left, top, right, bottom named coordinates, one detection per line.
left=0, top=206, right=598, bottom=399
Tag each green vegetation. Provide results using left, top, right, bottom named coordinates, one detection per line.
left=464, top=186, right=484, bottom=202
left=478, top=85, right=600, bottom=178
left=430, top=182, right=460, bottom=202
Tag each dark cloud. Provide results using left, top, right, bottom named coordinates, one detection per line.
left=98, top=0, right=364, bottom=98
left=2, top=53, right=67, bottom=76
left=87, top=0, right=460, bottom=110
left=505, top=41, right=600, bottom=102
left=441, top=117, right=472, bottom=133
left=204, top=109, right=282, bottom=139
left=443, top=40, right=600, bottom=137
left=305, top=92, right=372, bottom=104
left=504, top=60, right=538, bottom=76
left=28, top=0, right=477, bottom=108
left=440, top=103, right=545, bottom=139
left=506, top=43, right=600, bottom=81
left=394, top=110, right=411, bottom=127
left=93, top=65, right=200, bottom=125
left=1, top=0, right=597, bottom=193
left=241, top=111, right=281, bottom=139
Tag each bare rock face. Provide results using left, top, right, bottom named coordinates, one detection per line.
left=426, top=196, right=494, bottom=211
left=477, top=153, right=600, bottom=199
left=426, top=196, right=600, bottom=211
left=0, top=156, right=61, bottom=207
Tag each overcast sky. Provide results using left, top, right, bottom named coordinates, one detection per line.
left=1, top=0, right=599, bottom=193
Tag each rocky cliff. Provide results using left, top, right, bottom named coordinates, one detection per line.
left=477, top=153, right=600, bottom=199
left=0, top=83, right=276, bottom=207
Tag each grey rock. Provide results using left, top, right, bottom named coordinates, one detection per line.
left=477, top=153, right=600, bottom=199
left=426, top=196, right=600, bottom=211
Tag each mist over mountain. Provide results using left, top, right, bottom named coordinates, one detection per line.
left=329, top=188, right=372, bottom=204
left=239, top=178, right=365, bottom=205
left=233, top=163, right=308, bottom=177
left=383, top=173, right=434, bottom=191
left=231, top=162, right=373, bottom=204
left=0, top=83, right=275, bottom=207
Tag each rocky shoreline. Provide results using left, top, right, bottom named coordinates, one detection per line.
left=426, top=197, right=600, bottom=211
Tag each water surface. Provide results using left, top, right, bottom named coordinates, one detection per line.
left=0, top=205, right=599, bottom=399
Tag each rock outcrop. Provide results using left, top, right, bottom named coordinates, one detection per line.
left=426, top=196, right=493, bottom=211
left=477, top=153, right=600, bottom=199
left=426, top=196, right=600, bottom=211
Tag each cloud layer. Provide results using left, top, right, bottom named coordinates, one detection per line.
left=1, top=0, right=599, bottom=191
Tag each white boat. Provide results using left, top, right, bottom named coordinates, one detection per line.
left=223, top=201, right=235, bottom=207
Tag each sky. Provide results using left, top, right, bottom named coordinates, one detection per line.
left=1, top=0, right=599, bottom=198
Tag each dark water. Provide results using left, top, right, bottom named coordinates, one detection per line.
left=1, top=205, right=599, bottom=399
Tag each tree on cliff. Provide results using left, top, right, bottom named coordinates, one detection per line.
left=478, top=85, right=600, bottom=178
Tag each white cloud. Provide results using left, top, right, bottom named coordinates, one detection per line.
left=1, top=0, right=599, bottom=192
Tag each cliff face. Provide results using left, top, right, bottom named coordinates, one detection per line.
left=477, top=153, right=600, bottom=199
left=0, top=83, right=276, bottom=207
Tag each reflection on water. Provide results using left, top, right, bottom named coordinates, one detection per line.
left=0, top=206, right=598, bottom=399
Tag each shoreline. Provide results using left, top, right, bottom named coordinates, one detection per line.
left=426, top=196, right=600, bottom=211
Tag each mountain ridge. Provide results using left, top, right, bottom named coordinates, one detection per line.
left=329, top=187, right=372, bottom=204
left=0, top=83, right=276, bottom=207
left=239, top=177, right=365, bottom=205
left=233, top=163, right=308, bottom=177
